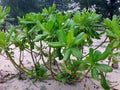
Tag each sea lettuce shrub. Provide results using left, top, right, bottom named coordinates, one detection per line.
left=0, top=5, right=119, bottom=90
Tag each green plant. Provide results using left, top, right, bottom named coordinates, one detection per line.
left=0, top=5, right=119, bottom=90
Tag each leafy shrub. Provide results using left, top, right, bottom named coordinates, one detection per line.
left=0, top=5, right=119, bottom=90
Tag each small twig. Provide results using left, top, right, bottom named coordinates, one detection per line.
left=82, top=37, right=108, bottom=58
left=78, top=66, right=92, bottom=82
left=110, top=83, right=119, bottom=90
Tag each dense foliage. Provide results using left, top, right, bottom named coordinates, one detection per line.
left=0, top=5, right=120, bottom=90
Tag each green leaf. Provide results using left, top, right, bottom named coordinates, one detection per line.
left=96, top=64, right=113, bottom=72
left=73, top=11, right=81, bottom=23
left=88, top=48, right=94, bottom=63
left=48, top=42, right=65, bottom=48
left=93, top=50, right=102, bottom=62
left=74, top=32, right=87, bottom=45
left=100, top=72, right=110, bottom=90
left=0, top=32, right=6, bottom=48
left=33, top=34, right=47, bottom=42
left=63, top=48, right=71, bottom=61
left=105, top=29, right=117, bottom=38
left=91, top=67, right=99, bottom=80
left=71, top=48, right=82, bottom=59
left=98, top=46, right=112, bottom=61
left=72, top=60, right=89, bottom=71
left=112, top=40, right=120, bottom=48
left=36, top=21, right=46, bottom=31
left=104, top=18, right=112, bottom=29
left=67, top=31, right=74, bottom=46
left=78, top=61, right=89, bottom=70
left=56, top=29, right=67, bottom=43
left=47, top=17, right=55, bottom=32
left=28, top=26, right=36, bottom=33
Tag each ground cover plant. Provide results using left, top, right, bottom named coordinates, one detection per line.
left=0, top=5, right=120, bottom=90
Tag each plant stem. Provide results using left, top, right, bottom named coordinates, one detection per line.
left=5, top=50, right=29, bottom=74
left=40, top=41, right=56, bottom=76
left=48, top=47, right=56, bottom=78
left=78, top=66, right=92, bottom=82
left=19, top=49, right=22, bottom=78
left=82, top=37, right=107, bottom=58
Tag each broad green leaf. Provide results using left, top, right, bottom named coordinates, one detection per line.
left=113, top=40, right=120, bottom=48
left=71, top=48, right=82, bottom=59
left=56, top=29, right=67, bottom=43
left=67, top=31, right=74, bottom=46
left=91, top=67, right=99, bottom=80
left=28, top=26, right=36, bottom=33
left=62, top=19, right=71, bottom=28
left=63, top=48, right=71, bottom=61
left=100, top=72, right=110, bottom=90
left=74, top=32, right=87, bottom=45
left=36, top=21, right=46, bottom=31
left=96, top=64, right=113, bottom=72
left=73, top=60, right=89, bottom=71
left=89, top=48, right=94, bottom=63
left=64, top=12, right=71, bottom=20
left=48, top=42, right=64, bottom=48
left=73, top=11, right=81, bottom=23
left=0, top=6, right=2, bottom=18
left=78, top=61, right=89, bottom=70
left=56, top=12, right=64, bottom=27
left=33, top=34, right=47, bottom=42
left=104, top=18, right=112, bottom=29
left=93, top=50, right=102, bottom=62
left=105, top=29, right=117, bottom=38
left=98, top=46, right=112, bottom=61
left=111, top=20, right=120, bottom=38
left=47, top=18, right=55, bottom=32
left=104, top=16, right=120, bottom=38
left=0, top=32, right=6, bottom=48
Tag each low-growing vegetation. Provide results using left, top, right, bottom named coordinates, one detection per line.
left=0, top=5, right=120, bottom=90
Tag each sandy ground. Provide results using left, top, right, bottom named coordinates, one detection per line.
left=0, top=34, right=120, bottom=90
